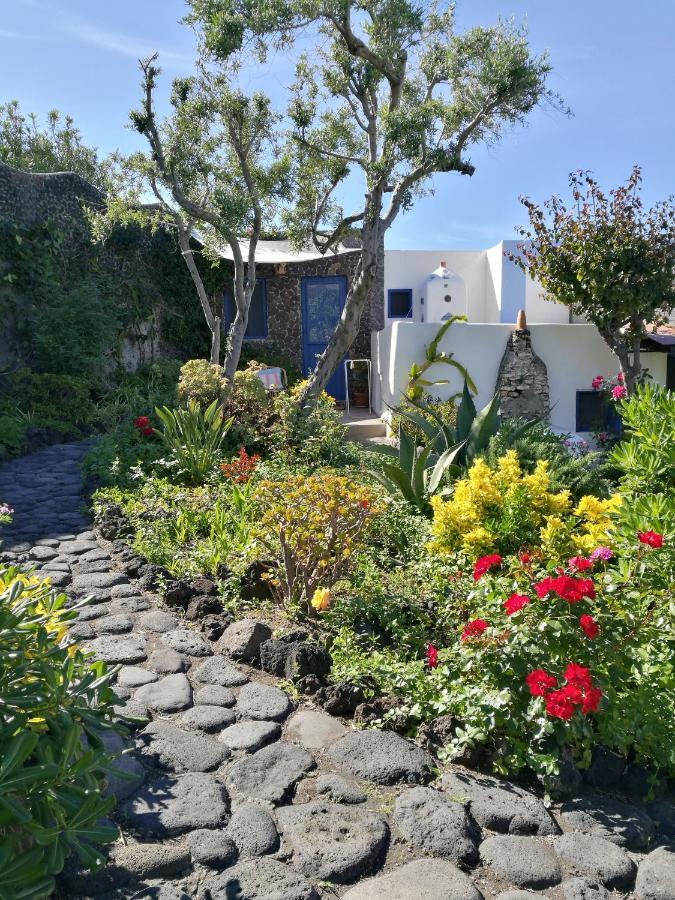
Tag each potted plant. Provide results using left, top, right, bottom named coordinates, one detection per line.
left=350, top=362, right=370, bottom=408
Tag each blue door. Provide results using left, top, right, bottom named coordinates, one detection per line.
left=301, top=276, right=347, bottom=402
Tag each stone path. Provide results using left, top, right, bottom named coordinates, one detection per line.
left=1, top=444, right=674, bottom=900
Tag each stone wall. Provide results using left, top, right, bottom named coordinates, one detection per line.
left=495, top=327, right=550, bottom=421
left=0, top=160, right=103, bottom=231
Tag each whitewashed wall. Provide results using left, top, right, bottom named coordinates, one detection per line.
left=371, top=321, right=668, bottom=434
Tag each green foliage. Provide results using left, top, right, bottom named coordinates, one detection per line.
left=269, top=383, right=347, bottom=466
left=0, top=101, right=109, bottom=189
left=176, top=359, right=228, bottom=407
left=0, top=566, right=121, bottom=898
left=154, top=399, right=233, bottom=485
left=390, top=396, right=457, bottom=448
left=1, top=369, right=95, bottom=435
left=406, top=318, right=476, bottom=401
left=486, top=419, right=617, bottom=501
left=254, top=474, right=377, bottom=614
left=0, top=415, right=26, bottom=461
left=514, top=167, right=675, bottom=388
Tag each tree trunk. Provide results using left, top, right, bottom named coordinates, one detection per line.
left=177, top=227, right=221, bottom=366
left=210, top=316, right=221, bottom=365
left=299, top=232, right=380, bottom=405
left=598, top=321, right=642, bottom=394
left=223, top=309, right=248, bottom=382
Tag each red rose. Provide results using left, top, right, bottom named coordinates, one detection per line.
left=472, top=554, right=502, bottom=581
left=638, top=531, right=664, bottom=549
left=568, top=556, right=592, bottom=572
left=579, top=614, right=599, bottom=639
left=133, top=415, right=149, bottom=429
left=142, top=426, right=154, bottom=437
left=581, top=686, right=602, bottom=714
left=503, top=593, right=530, bottom=615
left=591, top=376, right=604, bottom=390
left=545, top=689, right=576, bottom=720
left=563, top=662, right=592, bottom=690
left=425, top=644, right=438, bottom=669
left=561, top=683, right=584, bottom=704
left=461, top=619, right=488, bottom=641
left=519, top=551, right=531, bottom=565
left=525, top=669, right=557, bottom=696
left=534, top=575, right=594, bottom=603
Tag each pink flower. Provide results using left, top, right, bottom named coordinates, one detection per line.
left=568, top=556, right=592, bottom=572
left=590, top=546, right=613, bottom=562
left=611, top=385, right=627, bottom=401
left=461, top=619, right=488, bottom=641
left=579, top=614, right=599, bottom=639
left=425, top=644, right=438, bottom=669
left=503, top=593, right=530, bottom=615
left=591, top=376, right=604, bottom=391
left=616, top=372, right=624, bottom=383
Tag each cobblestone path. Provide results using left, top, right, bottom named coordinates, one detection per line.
left=0, top=444, right=673, bottom=900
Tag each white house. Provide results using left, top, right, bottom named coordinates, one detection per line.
left=373, top=240, right=673, bottom=435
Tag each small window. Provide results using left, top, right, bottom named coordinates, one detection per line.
left=388, top=288, right=413, bottom=319
left=576, top=391, right=622, bottom=433
left=223, top=279, right=268, bottom=339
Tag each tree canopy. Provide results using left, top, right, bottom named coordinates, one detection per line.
left=187, top=0, right=562, bottom=399
left=513, top=166, right=675, bottom=391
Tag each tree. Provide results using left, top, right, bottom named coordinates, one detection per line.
left=99, top=55, right=289, bottom=375
left=188, top=0, right=559, bottom=400
left=513, top=167, right=675, bottom=393
left=0, top=100, right=108, bottom=189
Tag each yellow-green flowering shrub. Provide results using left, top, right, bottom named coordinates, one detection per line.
left=428, top=450, right=619, bottom=558
left=254, top=474, right=378, bottom=615
left=176, top=358, right=227, bottom=407
left=0, top=567, right=121, bottom=898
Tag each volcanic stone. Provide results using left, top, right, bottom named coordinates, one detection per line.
left=236, top=681, right=292, bottom=722
left=185, top=829, right=238, bottom=868
left=315, top=775, right=366, bottom=804
left=147, top=648, right=189, bottom=674
left=635, top=847, right=675, bottom=900
left=111, top=843, right=190, bottom=880
left=554, top=833, right=637, bottom=891
left=197, top=858, right=317, bottom=900
left=117, top=666, right=158, bottom=688
left=110, top=596, right=151, bottom=614
left=328, top=730, right=434, bottom=785
left=191, top=576, right=217, bottom=595
left=180, top=705, right=235, bottom=733
left=284, top=709, right=347, bottom=750
left=137, top=720, right=230, bottom=773
left=216, top=618, right=272, bottom=663
left=226, top=803, right=280, bottom=857
left=393, top=786, right=479, bottom=865
left=342, top=859, right=483, bottom=900
left=225, top=742, right=314, bottom=803
left=86, top=633, right=147, bottom=664
left=135, top=673, right=192, bottom=713
left=562, top=878, right=612, bottom=900
left=71, top=571, right=127, bottom=593
left=480, top=835, right=562, bottom=889
left=440, top=769, right=558, bottom=836
left=99, top=731, right=146, bottom=802
left=218, top=720, right=281, bottom=753
left=161, top=628, right=212, bottom=657
left=94, top=613, right=135, bottom=634
left=276, top=800, right=388, bottom=882
left=186, top=595, right=222, bottom=620
left=558, top=795, right=654, bottom=850
left=122, top=773, right=229, bottom=836
left=194, top=685, right=236, bottom=707
left=192, top=655, right=249, bottom=687
left=139, top=610, right=180, bottom=632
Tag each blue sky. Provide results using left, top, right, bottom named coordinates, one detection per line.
left=2, top=0, right=673, bottom=250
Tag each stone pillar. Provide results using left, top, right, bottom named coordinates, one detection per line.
left=496, top=317, right=550, bottom=421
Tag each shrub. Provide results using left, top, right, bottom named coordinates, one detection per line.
left=0, top=566, right=121, bottom=898
left=390, top=396, right=457, bottom=446
left=1, top=369, right=95, bottom=434
left=222, top=363, right=275, bottom=452
left=154, top=399, right=233, bottom=485
left=428, top=451, right=619, bottom=557
left=254, top=474, right=378, bottom=615
left=270, top=382, right=347, bottom=465
left=176, top=359, right=227, bottom=407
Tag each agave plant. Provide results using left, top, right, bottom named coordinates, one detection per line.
left=406, top=317, right=477, bottom=401
left=154, top=399, right=233, bottom=485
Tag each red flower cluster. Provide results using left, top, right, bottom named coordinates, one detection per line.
left=473, top=554, right=502, bottom=581
left=579, top=614, right=599, bottom=640
left=526, top=663, right=602, bottom=719
left=534, top=574, right=595, bottom=603
left=518, top=551, right=532, bottom=565
left=425, top=644, right=438, bottom=669
left=638, top=530, right=664, bottom=549
left=219, top=447, right=260, bottom=484
left=133, top=415, right=153, bottom=437
left=503, top=593, right=530, bottom=615
left=461, top=619, right=488, bottom=641
left=568, top=556, right=592, bottom=572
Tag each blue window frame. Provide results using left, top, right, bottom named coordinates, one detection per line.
left=388, top=288, right=413, bottom=319
left=223, top=279, right=268, bottom=339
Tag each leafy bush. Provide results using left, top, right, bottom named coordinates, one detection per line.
left=0, top=566, right=121, bottom=898
left=428, top=451, right=619, bottom=557
left=254, top=474, right=377, bottom=615
left=0, top=413, right=26, bottom=460
left=390, top=396, right=457, bottom=446
left=155, top=399, right=233, bottom=485
left=176, top=359, right=227, bottom=407
left=1, top=369, right=95, bottom=434
left=269, top=382, right=347, bottom=465
left=222, top=363, right=276, bottom=452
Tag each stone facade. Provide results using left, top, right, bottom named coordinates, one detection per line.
left=495, top=328, right=550, bottom=421
left=0, top=160, right=103, bottom=231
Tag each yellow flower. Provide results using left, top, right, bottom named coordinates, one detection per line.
left=311, top=588, right=331, bottom=612
left=496, top=450, right=521, bottom=489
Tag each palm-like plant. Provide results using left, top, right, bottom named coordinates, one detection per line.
left=154, top=399, right=233, bottom=485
